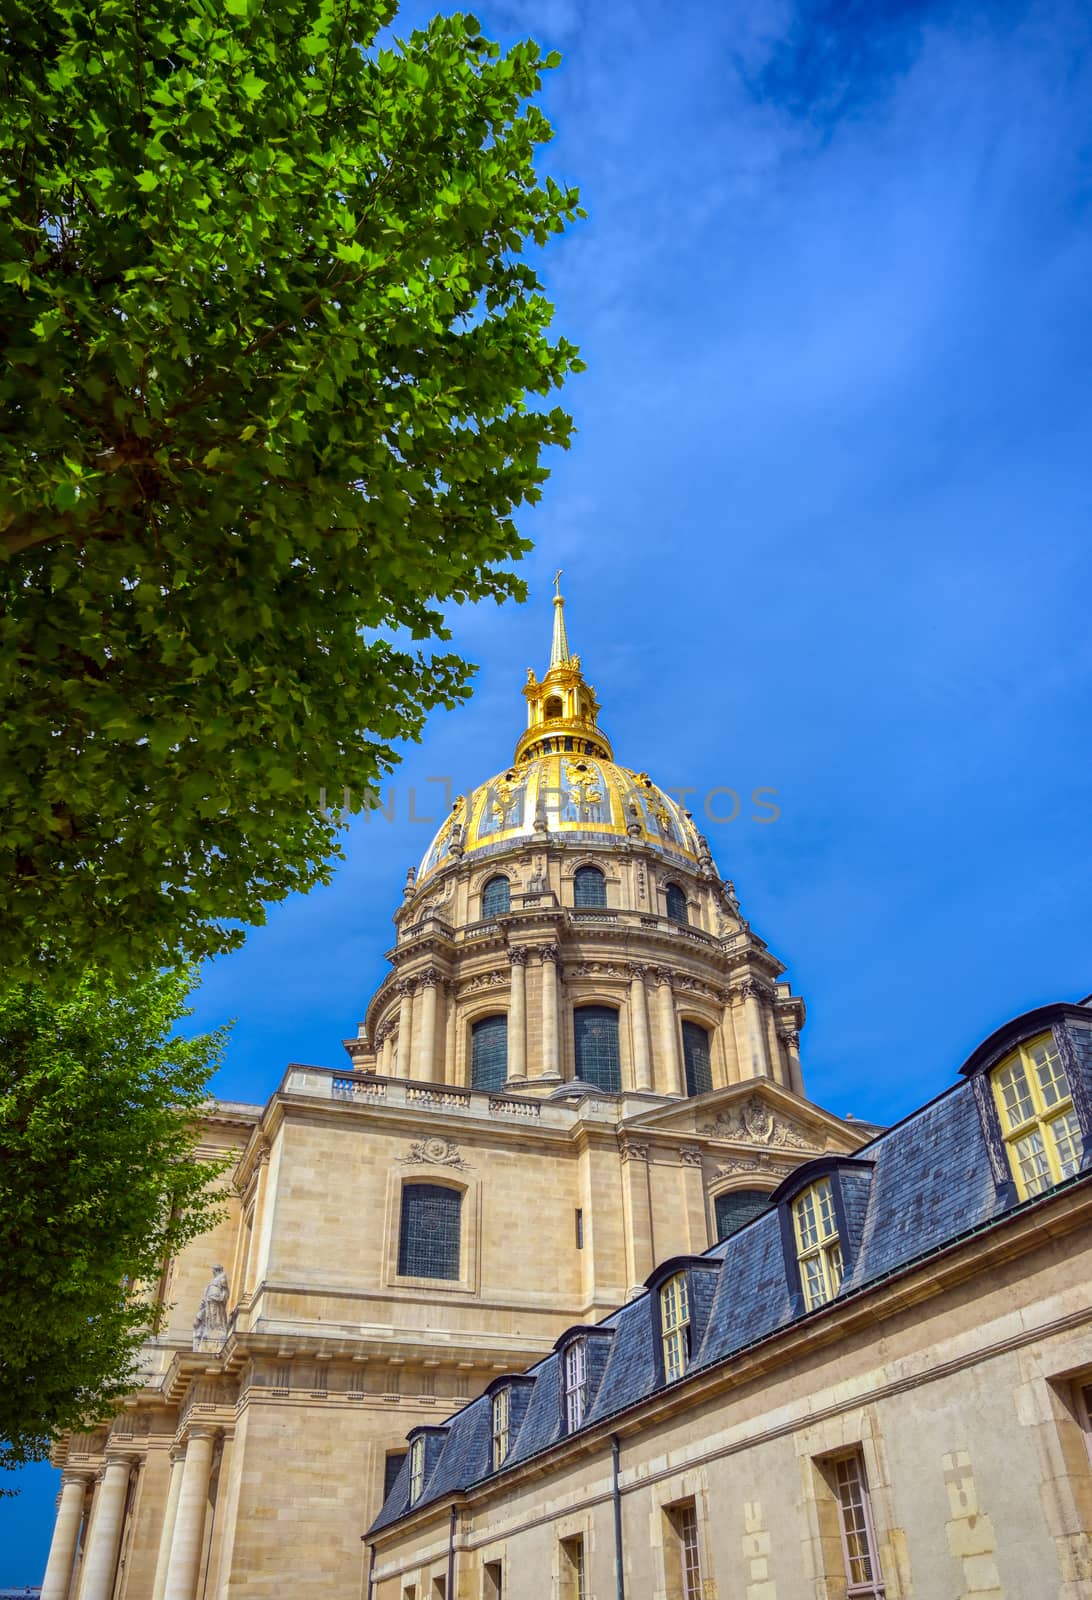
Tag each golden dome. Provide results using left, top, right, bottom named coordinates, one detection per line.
left=417, top=576, right=703, bottom=882
left=417, top=753, right=702, bottom=882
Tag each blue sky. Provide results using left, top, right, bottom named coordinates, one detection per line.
left=6, top=0, right=1092, bottom=1579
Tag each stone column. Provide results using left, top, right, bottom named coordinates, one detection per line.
left=41, top=1470, right=91, bottom=1600
left=163, top=1427, right=218, bottom=1600
left=378, top=1025, right=395, bottom=1076
left=538, top=945, right=561, bottom=1079
left=780, top=1029, right=805, bottom=1097
left=395, top=980, right=414, bottom=1078
left=150, top=1449, right=187, bottom=1600
left=78, top=1455, right=135, bottom=1600
left=415, top=969, right=440, bottom=1081
left=653, top=970, right=685, bottom=1096
left=444, top=984, right=457, bottom=1083
left=507, top=949, right=528, bottom=1083
left=740, top=980, right=771, bottom=1079
left=628, top=966, right=653, bottom=1092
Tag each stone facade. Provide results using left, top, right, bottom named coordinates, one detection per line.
left=40, top=594, right=873, bottom=1600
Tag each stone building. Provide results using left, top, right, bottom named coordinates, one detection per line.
left=40, top=589, right=884, bottom=1600
left=369, top=999, right=1092, bottom=1600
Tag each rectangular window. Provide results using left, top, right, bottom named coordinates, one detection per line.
left=483, top=1559, right=503, bottom=1599
left=793, top=1180, right=843, bottom=1310
left=832, top=1451, right=885, bottom=1599
left=560, top=1535, right=587, bottom=1600
left=660, top=1271, right=691, bottom=1381
left=1075, top=1380, right=1092, bottom=1466
left=491, top=1388, right=510, bottom=1469
left=992, top=1034, right=1085, bottom=1198
left=432, top=1579, right=446, bottom=1600
left=397, top=1183, right=462, bottom=1280
left=575, top=1208, right=584, bottom=1249
left=383, top=1451, right=407, bottom=1501
left=663, top=1500, right=703, bottom=1600
left=563, top=1340, right=588, bottom=1431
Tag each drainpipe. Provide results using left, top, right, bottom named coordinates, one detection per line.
left=611, top=1434, right=626, bottom=1600
left=366, top=1541, right=375, bottom=1600
left=447, top=1505, right=458, bottom=1598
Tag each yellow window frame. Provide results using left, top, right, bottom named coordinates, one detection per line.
left=990, top=1032, right=1084, bottom=1199
left=491, top=1387, right=510, bottom=1468
left=660, top=1271, right=691, bottom=1381
left=792, top=1179, right=844, bottom=1310
left=409, top=1437, right=424, bottom=1502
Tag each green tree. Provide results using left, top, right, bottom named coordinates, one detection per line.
left=0, top=967, right=228, bottom=1471
left=0, top=0, right=583, bottom=982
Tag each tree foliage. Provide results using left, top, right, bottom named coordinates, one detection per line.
left=0, top=967, right=228, bottom=1472
left=0, top=0, right=583, bottom=980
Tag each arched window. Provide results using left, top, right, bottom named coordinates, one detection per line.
left=481, top=875, right=510, bottom=917
left=573, top=1006, right=621, bottom=1093
left=665, top=882, right=688, bottom=924
left=713, top=1189, right=771, bottom=1241
left=545, top=694, right=564, bottom=719
left=397, top=1183, right=462, bottom=1280
left=471, top=1015, right=508, bottom=1091
left=991, top=1032, right=1084, bottom=1198
left=573, top=865, right=607, bottom=908
left=681, top=1021, right=713, bottom=1096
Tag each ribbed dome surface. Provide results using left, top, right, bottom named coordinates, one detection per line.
left=417, top=754, right=702, bottom=883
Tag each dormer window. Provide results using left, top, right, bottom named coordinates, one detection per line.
left=562, top=1338, right=588, bottom=1430
left=660, top=1271, right=691, bottom=1381
left=793, top=1180, right=843, bottom=1310
left=408, top=1436, right=425, bottom=1503
left=991, top=1033, right=1084, bottom=1198
left=491, top=1387, right=510, bottom=1469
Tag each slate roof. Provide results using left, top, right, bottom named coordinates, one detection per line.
left=369, top=999, right=1092, bottom=1535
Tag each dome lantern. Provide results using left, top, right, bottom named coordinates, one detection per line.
left=515, top=571, right=613, bottom=765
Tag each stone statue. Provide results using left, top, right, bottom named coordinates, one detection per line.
left=192, top=1264, right=229, bottom=1351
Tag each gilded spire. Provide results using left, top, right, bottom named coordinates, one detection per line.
left=550, top=568, right=570, bottom=667
left=516, top=575, right=613, bottom=764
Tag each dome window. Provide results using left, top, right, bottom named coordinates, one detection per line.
left=681, top=1021, right=712, bottom=1096
left=573, top=866, right=607, bottom=908
left=574, top=1005, right=621, bottom=1093
left=665, top=883, right=688, bottom=924
left=481, top=876, right=511, bottom=918
left=471, top=1015, right=508, bottom=1092
left=545, top=695, right=564, bottom=719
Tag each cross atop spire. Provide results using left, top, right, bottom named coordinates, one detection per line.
left=550, top=570, right=570, bottom=668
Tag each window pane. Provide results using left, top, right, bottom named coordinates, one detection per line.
left=564, top=1340, right=588, bottom=1430
left=471, top=1014, right=508, bottom=1091
left=574, top=866, right=607, bottom=907
left=398, top=1184, right=462, bottom=1279
left=482, top=876, right=510, bottom=917
left=1014, top=1129, right=1051, bottom=1195
left=794, top=1188, right=820, bottom=1251
left=1049, top=1111, right=1084, bottom=1177
left=714, top=1189, right=771, bottom=1240
left=1030, top=1039, right=1070, bottom=1108
left=682, top=1021, right=713, bottom=1096
left=802, top=1254, right=828, bottom=1310
left=996, top=1060, right=1035, bottom=1129
left=574, top=1006, right=621, bottom=1092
